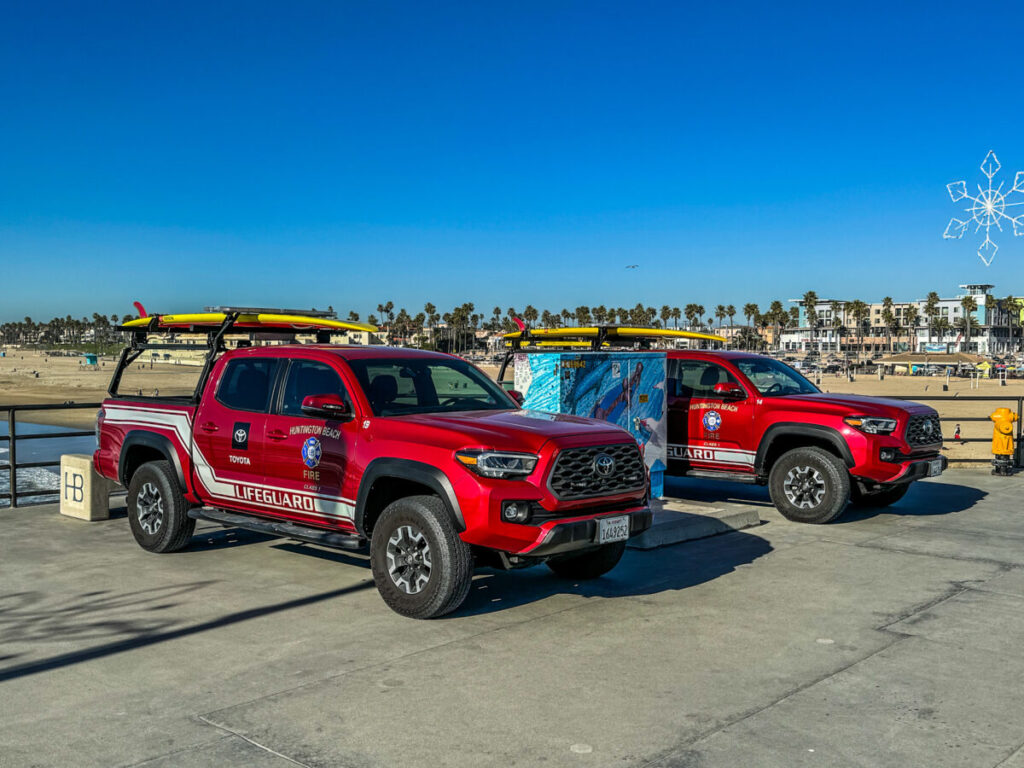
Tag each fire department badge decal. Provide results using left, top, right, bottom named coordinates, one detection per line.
left=703, top=410, right=722, bottom=432
left=301, top=437, right=322, bottom=469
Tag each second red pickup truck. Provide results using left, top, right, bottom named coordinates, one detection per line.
left=664, top=350, right=946, bottom=523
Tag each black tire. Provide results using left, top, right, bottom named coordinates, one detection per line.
left=547, top=541, right=627, bottom=580
left=768, top=446, right=850, bottom=524
left=850, top=483, right=911, bottom=508
left=369, top=495, right=473, bottom=619
left=127, top=460, right=195, bottom=553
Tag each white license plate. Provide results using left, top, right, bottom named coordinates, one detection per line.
left=597, top=515, right=630, bottom=544
left=927, top=459, right=944, bottom=477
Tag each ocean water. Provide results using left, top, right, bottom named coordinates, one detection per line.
left=0, top=422, right=98, bottom=508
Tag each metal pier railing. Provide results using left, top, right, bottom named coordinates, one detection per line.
left=1, top=403, right=101, bottom=508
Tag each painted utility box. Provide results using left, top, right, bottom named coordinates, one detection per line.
left=514, top=351, right=667, bottom=497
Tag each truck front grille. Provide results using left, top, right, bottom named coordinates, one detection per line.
left=548, top=443, right=647, bottom=500
left=905, top=414, right=942, bottom=446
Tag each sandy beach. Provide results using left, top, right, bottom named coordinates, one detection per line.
left=0, top=349, right=201, bottom=429
left=1, top=348, right=1018, bottom=463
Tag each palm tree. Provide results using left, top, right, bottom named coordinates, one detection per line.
left=801, top=291, right=819, bottom=352
left=742, top=303, right=759, bottom=348
left=714, top=304, right=727, bottom=331
left=934, top=316, right=951, bottom=350
left=522, top=305, right=539, bottom=328
left=923, top=292, right=940, bottom=347
left=846, top=300, right=869, bottom=362
left=881, top=296, right=895, bottom=353
left=960, top=295, right=978, bottom=352
left=903, top=304, right=920, bottom=353
left=726, top=304, right=736, bottom=332
left=671, top=306, right=681, bottom=329
left=1003, top=296, right=1019, bottom=354
left=825, top=301, right=843, bottom=354
left=765, top=300, right=785, bottom=351
left=660, top=305, right=671, bottom=329
left=684, top=304, right=699, bottom=330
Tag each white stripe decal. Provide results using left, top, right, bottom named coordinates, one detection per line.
left=107, top=406, right=355, bottom=520
left=668, top=444, right=756, bottom=466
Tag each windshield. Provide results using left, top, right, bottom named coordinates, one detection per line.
left=345, top=357, right=515, bottom=417
left=736, top=358, right=819, bottom=396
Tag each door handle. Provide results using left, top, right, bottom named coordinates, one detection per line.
left=200, top=422, right=219, bottom=433
left=267, top=430, right=287, bottom=441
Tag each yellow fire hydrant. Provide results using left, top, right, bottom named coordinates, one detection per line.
left=990, top=407, right=1018, bottom=476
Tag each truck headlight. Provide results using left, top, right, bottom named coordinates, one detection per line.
left=456, top=450, right=538, bottom=479
left=844, top=416, right=898, bottom=435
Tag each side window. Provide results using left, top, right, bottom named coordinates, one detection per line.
left=216, top=358, right=277, bottom=413
left=358, top=363, right=423, bottom=412
left=280, top=360, right=350, bottom=417
left=669, top=360, right=738, bottom=398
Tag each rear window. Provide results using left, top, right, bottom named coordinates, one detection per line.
left=113, top=353, right=205, bottom=399
left=216, top=358, right=277, bottom=412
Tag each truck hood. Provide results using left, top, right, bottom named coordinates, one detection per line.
left=392, top=409, right=631, bottom=452
left=776, top=393, right=934, bottom=415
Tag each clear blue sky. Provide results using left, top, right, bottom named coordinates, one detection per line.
left=2, top=1, right=1024, bottom=323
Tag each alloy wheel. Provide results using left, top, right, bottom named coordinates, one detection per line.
left=136, top=481, right=164, bottom=535
left=783, top=466, right=826, bottom=509
left=386, top=524, right=432, bottom=595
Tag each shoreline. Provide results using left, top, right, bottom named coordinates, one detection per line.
left=2, top=393, right=102, bottom=429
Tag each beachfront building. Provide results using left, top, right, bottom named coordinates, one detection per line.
left=779, top=283, right=1021, bottom=357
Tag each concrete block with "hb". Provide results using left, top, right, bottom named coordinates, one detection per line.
left=59, top=454, right=114, bottom=521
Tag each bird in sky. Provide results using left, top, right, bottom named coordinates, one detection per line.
left=625, top=264, right=639, bottom=269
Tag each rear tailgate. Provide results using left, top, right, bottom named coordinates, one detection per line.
left=96, top=399, right=198, bottom=495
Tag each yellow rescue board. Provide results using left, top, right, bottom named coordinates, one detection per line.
left=123, top=313, right=378, bottom=333
left=504, top=340, right=609, bottom=348
left=503, top=326, right=725, bottom=343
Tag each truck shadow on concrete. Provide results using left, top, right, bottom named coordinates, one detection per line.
left=455, top=524, right=773, bottom=617
left=664, top=477, right=987, bottom=524
left=0, top=522, right=769, bottom=681
left=837, top=479, right=988, bottom=524
left=271, top=520, right=773, bottom=618
left=0, top=578, right=377, bottom=684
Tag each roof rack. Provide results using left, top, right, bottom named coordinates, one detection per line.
left=502, top=325, right=726, bottom=351
left=108, top=311, right=379, bottom=399
left=496, top=325, right=727, bottom=385
left=204, top=305, right=338, bottom=319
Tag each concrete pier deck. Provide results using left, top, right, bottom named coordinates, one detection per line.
left=2, top=471, right=1022, bottom=767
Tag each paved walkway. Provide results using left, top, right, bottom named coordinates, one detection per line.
left=2, top=471, right=1023, bottom=767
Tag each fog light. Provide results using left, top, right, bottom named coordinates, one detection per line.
left=880, top=448, right=897, bottom=462
left=501, top=501, right=531, bottom=523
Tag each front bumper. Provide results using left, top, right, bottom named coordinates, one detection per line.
left=523, top=508, right=653, bottom=557
left=890, top=454, right=948, bottom=483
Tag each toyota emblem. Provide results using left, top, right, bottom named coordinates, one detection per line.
left=593, top=453, right=616, bottom=477
left=234, top=429, right=247, bottom=443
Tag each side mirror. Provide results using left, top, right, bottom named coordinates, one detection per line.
left=713, top=382, right=746, bottom=401
left=507, top=389, right=525, bottom=406
left=301, top=393, right=353, bottom=420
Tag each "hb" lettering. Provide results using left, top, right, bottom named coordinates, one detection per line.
left=64, top=471, right=84, bottom=503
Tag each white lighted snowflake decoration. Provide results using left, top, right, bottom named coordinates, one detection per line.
left=944, top=150, right=1024, bottom=266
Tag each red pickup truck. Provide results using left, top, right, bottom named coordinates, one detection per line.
left=665, top=350, right=946, bottom=523
left=95, top=339, right=651, bottom=618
